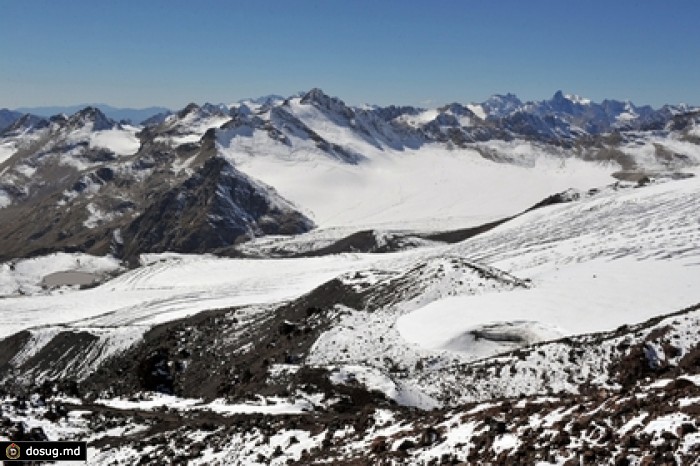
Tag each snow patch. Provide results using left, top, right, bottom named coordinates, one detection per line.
left=466, top=104, right=486, bottom=120
left=329, top=365, right=439, bottom=409
left=0, top=190, right=10, bottom=208
left=89, top=128, right=140, bottom=156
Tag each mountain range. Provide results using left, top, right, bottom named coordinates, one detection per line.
left=1, top=88, right=698, bottom=262
left=1, top=89, right=699, bottom=464
left=9, top=104, right=172, bottom=125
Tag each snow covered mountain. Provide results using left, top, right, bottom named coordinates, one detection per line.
left=1, top=89, right=700, bottom=464
left=2, top=88, right=698, bottom=261
left=0, top=105, right=314, bottom=261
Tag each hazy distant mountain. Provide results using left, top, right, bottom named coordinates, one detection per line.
left=0, top=108, right=23, bottom=132
left=13, top=104, right=171, bottom=124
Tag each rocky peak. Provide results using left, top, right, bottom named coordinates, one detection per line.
left=300, top=88, right=330, bottom=105
left=439, top=102, right=477, bottom=118
left=49, top=114, right=69, bottom=125
left=371, top=105, right=421, bottom=121
left=300, top=88, right=355, bottom=120
left=67, top=106, right=115, bottom=131
left=230, top=104, right=252, bottom=118
left=482, top=93, right=523, bottom=118
left=545, top=90, right=579, bottom=115
left=600, top=98, right=628, bottom=116
left=141, top=111, right=172, bottom=127
left=201, top=103, right=229, bottom=116
left=177, top=103, right=201, bottom=119
left=552, top=89, right=566, bottom=101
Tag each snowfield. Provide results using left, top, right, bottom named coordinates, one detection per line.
left=1, top=176, right=699, bottom=362
left=88, top=127, right=141, bottom=156
left=398, top=257, right=700, bottom=353
left=397, top=175, right=700, bottom=356
left=0, top=251, right=414, bottom=339
left=0, top=253, right=123, bottom=297
left=302, top=175, right=700, bottom=367
left=222, top=133, right=617, bottom=230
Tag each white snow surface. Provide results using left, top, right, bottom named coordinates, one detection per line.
left=95, top=393, right=316, bottom=415
left=399, top=257, right=699, bottom=352
left=0, top=142, right=16, bottom=164
left=158, top=111, right=230, bottom=146
left=0, top=189, right=10, bottom=208
left=565, top=94, right=591, bottom=105
left=2, top=112, right=700, bottom=388
left=466, top=104, right=487, bottom=120
left=398, top=176, right=700, bottom=355
left=0, top=252, right=414, bottom=339
left=89, top=127, right=140, bottom=156
left=221, top=135, right=616, bottom=230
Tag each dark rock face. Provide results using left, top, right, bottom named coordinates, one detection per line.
left=138, top=349, right=174, bottom=394
left=121, top=157, right=313, bottom=260
left=67, top=106, right=116, bottom=132
left=300, top=88, right=355, bottom=120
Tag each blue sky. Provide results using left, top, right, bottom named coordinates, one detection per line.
left=1, top=0, right=698, bottom=109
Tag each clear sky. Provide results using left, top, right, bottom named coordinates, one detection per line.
left=1, top=0, right=698, bottom=109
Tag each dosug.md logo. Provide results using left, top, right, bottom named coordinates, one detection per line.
left=5, top=442, right=20, bottom=460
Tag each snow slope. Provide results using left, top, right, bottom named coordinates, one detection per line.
left=0, top=142, right=15, bottom=164
left=399, top=257, right=699, bottom=352
left=0, top=252, right=420, bottom=340
left=398, top=176, right=700, bottom=356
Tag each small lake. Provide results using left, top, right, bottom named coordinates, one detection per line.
left=41, top=271, right=100, bottom=287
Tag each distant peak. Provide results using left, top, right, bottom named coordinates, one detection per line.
left=300, top=88, right=331, bottom=104
left=485, top=93, right=522, bottom=104
left=564, top=93, right=591, bottom=105
left=75, top=105, right=105, bottom=117
left=481, top=93, right=523, bottom=118
left=1, top=113, right=49, bottom=134
left=299, top=88, right=353, bottom=118
left=238, top=94, right=285, bottom=106
left=67, top=106, right=114, bottom=130
left=553, top=90, right=591, bottom=105
left=177, top=103, right=201, bottom=118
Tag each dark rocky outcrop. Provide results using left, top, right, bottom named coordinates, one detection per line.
left=121, top=157, right=313, bottom=261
